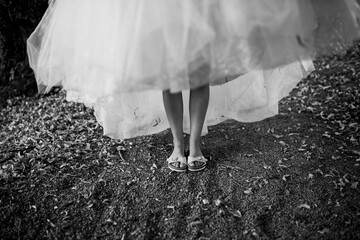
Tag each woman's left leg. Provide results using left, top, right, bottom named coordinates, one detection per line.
left=188, top=84, right=210, bottom=170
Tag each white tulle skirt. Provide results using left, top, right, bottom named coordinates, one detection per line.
left=28, top=0, right=360, bottom=139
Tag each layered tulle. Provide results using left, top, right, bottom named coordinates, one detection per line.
left=66, top=58, right=313, bottom=139
left=27, top=0, right=360, bottom=139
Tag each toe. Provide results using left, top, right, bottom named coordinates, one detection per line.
left=170, top=162, right=180, bottom=168
left=189, top=160, right=203, bottom=168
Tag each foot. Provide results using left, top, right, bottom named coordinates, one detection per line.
left=187, top=155, right=207, bottom=172
left=167, top=155, right=187, bottom=172
left=188, top=143, right=205, bottom=169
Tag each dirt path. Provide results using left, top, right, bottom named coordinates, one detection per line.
left=1, top=45, right=359, bottom=239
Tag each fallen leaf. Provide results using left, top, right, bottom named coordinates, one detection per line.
left=214, top=199, right=221, bottom=206
left=351, top=182, right=358, bottom=189
left=244, top=188, right=252, bottom=195
left=318, top=228, right=330, bottom=234
left=298, top=204, right=311, bottom=209
left=189, top=220, right=202, bottom=227
left=230, top=210, right=242, bottom=218
left=282, top=175, right=290, bottom=181
left=202, top=199, right=209, bottom=205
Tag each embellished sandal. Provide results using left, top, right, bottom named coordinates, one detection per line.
left=167, top=156, right=187, bottom=172
left=187, top=156, right=208, bottom=172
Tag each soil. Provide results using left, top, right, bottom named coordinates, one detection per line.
left=0, top=44, right=359, bottom=239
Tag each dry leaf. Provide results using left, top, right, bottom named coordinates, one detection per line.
left=282, top=175, right=290, bottom=181
left=244, top=188, right=252, bottom=195
left=351, top=182, right=358, bottom=189
left=298, top=204, right=311, bottom=209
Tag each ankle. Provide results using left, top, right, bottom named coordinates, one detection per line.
left=173, top=140, right=184, bottom=148
left=171, top=142, right=184, bottom=156
left=189, top=143, right=203, bottom=157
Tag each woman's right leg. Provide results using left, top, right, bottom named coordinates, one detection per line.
left=162, top=90, right=185, bottom=168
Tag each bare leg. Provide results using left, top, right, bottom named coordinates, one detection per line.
left=189, top=85, right=209, bottom=166
left=162, top=90, right=185, bottom=168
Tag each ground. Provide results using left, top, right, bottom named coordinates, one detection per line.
left=0, top=44, right=359, bottom=239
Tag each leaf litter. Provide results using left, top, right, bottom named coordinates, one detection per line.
left=1, top=43, right=360, bottom=239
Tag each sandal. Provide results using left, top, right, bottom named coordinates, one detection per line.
left=187, top=156, right=208, bottom=172
left=167, top=156, right=187, bottom=172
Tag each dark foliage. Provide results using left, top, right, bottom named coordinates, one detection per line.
left=0, top=0, right=48, bottom=107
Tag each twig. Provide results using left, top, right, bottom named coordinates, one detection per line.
left=218, top=164, right=244, bottom=171
left=0, top=146, right=35, bottom=154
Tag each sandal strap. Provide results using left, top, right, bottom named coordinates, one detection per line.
left=188, top=156, right=208, bottom=164
left=167, top=156, right=187, bottom=164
